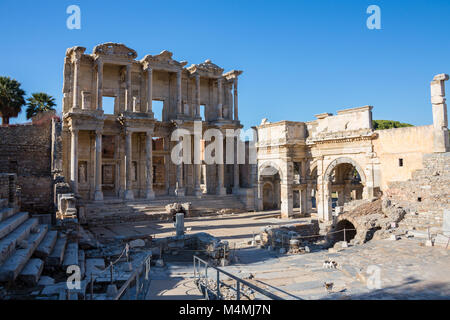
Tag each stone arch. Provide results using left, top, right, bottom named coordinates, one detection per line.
left=258, top=161, right=284, bottom=182
left=323, top=157, right=366, bottom=185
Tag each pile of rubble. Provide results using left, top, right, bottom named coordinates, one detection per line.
left=333, top=198, right=407, bottom=245
left=259, top=221, right=321, bottom=254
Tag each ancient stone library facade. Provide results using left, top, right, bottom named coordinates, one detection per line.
left=61, top=43, right=248, bottom=203
left=0, top=42, right=448, bottom=228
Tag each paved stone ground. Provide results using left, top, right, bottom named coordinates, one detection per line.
left=88, top=211, right=450, bottom=300
left=222, top=238, right=450, bottom=300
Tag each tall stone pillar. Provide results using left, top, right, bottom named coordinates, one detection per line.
left=72, top=56, right=81, bottom=110
left=70, top=128, right=79, bottom=194
left=233, top=137, right=240, bottom=193
left=305, top=181, right=313, bottom=213
left=280, top=161, right=293, bottom=219
left=145, top=132, right=155, bottom=199
left=94, top=130, right=103, bottom=201
left=216, top=164, right=226, bottom=195
left=195, top=74, right=201, bottom=118
left=217, top=78, right=223, bottom=119
left=431, top=73, right=450, bottom=152
left=299, top=188, right=307, bottom=215
left=176, top=71, right=182, bottom=115
left=316, top=158, right=332, bottom=222
left=146, top=66, right=153, bottom=114
left=124, top=131, right=134, bottom=200
left=125, top=64, right=132, bottom=112
left=175, top=163, right=185, bottom=197
left=233, top=78, right=239, bottom=121
left=96, top=59, right=103, bottom=111
left=280, top=183, right=293, bottom=219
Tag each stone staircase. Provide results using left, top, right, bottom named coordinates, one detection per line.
left=0, top=204, right=82, bottom=291
left=82, top=194, right=248, bottom=226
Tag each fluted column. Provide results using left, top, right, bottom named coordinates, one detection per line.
left=176, top=71, right=182, bottom=115
left=233, top=78, right=238, bottom=121
left=96, top=59, right=103, bottom=111
left=125, top=64, right=132, bottom=112
left=124, top=131, right=134, bottom=200
left=94, top=130, right=103, bottom=201
left=72, top=56, right=81, bottom=110
left=217, top=78, right=223, bottom=119
left=146, top=66, right=153, bottom=114
left=195, top=74, right=201, bottom=118
left=145, top=132, right=155, bottom=199
left=70, top=128, right=79, bottom=194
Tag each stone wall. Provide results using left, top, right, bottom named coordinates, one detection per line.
left=0, top=115, right=59, bottom=214
left=386, top=152, right=450, bottom=231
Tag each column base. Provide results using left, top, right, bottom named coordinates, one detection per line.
left=194, top=188, right=203, bottom=197
left=216, top=187, right=226, bottom=196
left=146, top=189, right=155, bottom=200
left=232, top=187, right=240, bottom=195
left=94, top=190, right=103, bottom=201
left=124, top=190, right=134, bottom=200
left=175, top=187, right=185, bottom=197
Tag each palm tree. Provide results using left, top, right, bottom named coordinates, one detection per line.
left=25, top=92, right=56, bottom=120
left=0, top=76, right=26, bottom=125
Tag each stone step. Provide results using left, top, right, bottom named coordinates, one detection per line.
left=62, top=242, right=79, bottom=270
left=0, top=212, right=29, bottom=240
left=46, top=235, right=67, bottom=268
left=0, top=207, right=15, bottom=223
left=18, top=258, right=44, bottom=286
left=78, top=250, right=85, bottom=279
left=0, top=224, right=48, bottom=282
left=34, top=230, right=58, bottom=260
left=0, top=218, right=39, bottom=265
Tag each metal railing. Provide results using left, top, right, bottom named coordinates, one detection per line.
left=114, top=253, right=152, bottom=300
left=193, top=255, right=283, bottom=300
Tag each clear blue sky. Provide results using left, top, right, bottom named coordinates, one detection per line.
left=1, top=0, right=449, bottom=129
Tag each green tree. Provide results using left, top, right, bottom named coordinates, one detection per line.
left=372, top=120, right=413, bottom=130
left=0, top=76, right=26, bottom=125
left=25, top=92, right=56, bottom=120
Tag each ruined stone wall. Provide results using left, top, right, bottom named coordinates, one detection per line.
left=373, top=125, right=435, bottom=190
left=386, top=152, right=449, bottom=231
left=0, top=119, right=56, bottom=214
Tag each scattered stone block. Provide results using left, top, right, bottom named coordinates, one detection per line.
left=129, top=239, right=145, bottom=248
left=47, top=235, right=67, bottom=267
left=389, top=235, right=400, bottom=241
left=35, top=230, right=58, bottom=259
left=38, top=276, right=55, bottom=286
left=18, top=258, right=44, bottom=286
left=425, top=239, right=434, bottom=247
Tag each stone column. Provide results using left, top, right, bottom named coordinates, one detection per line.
left=280, top=183, right=293, bottom=219
left=72, top=56, right=81, bottom=110
left=233, top=137, right=240, bottom=194
left=431, top=73, right=450, bottom=152
left=125, top=64, right=132, bottom=112
left=70, top=128, right=79, bottom=194
left=96, top=59, right=103, bottom=111
left=176, top=71, right=182, bottom=115
left=124, top=131, right=134, bottom=200
left=306, top=181, right=313, bottom=212
left=94, top=130, right=103, bottom=201
left=216, top=139, right=226, bottom=195
left=343, top=179, right=352, bottom=203
left=175, top=163, right=185, bottom=197
left=164, top=137, right=170, bottom=195
left=146, top=66, right=153, bottom=114
left=195, top=74, right=201, bottom=118
left=217, top=78, right=223, bottom=119
left=233, top=78, right=239, bottom=121
left=299, top=188, right=307, bottom=215
left=194, top=134, right=202, bottom=197
left=145, top=132, right=155, bottom=199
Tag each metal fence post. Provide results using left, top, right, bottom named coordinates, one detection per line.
left=216, top=269, right=220, bottom=299
left=236, top=280, right=241, bottom=300
left=344, top=228, right=346, bottom=242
